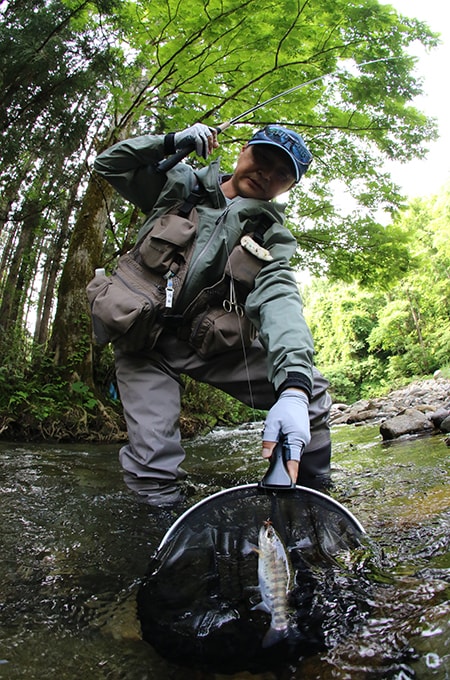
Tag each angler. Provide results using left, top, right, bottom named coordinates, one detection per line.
left=88, top=122, right=332, bottom=505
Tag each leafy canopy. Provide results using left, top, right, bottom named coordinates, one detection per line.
left=0, top=0, right=441, bottom=291
left=89, top=0, right=439, bottom=286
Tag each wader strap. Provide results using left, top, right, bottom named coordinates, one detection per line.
left=177, top=183, right=203, bottom=217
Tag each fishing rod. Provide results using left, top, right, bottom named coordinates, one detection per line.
left=156, top=57, right=397, bottom=173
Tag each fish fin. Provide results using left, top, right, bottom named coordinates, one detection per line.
left=241, top=539, right=258, bottom=556
left=251, top=600, right=271, bottom=613
left=261, top=626, right=289, bottom=648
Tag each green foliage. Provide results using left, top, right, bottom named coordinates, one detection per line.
left=81, top=0, right=440, bottom=287
left=304, top=182, right=450, bottom=402
left=1, top=365, right=95, bottom=424
left=289, top=192, right=415, bottom=287
left=181, top=376, right=265, bottom=432
left=0, top=331, right=120, bottom=439
left=313, top=354, right=390, bottom=403
left=0, top=0, right=120, bottom=166
left=0, top=0, right=446, bottom=436
left=71, top=381, right=98, bottom=410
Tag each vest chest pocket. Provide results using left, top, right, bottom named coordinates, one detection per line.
left=139, top=211, right=197, bottom=274
left=86, top=203, right=200, bottom=352
left=189, top=305, right=257, bottom=359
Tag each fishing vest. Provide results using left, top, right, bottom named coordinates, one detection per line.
left=86, top=186, right=273, bottom=357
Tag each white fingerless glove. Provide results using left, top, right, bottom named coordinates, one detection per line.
left=263, top=391, right=311, bottom=461
left=174, top=123, right=215, bottom=159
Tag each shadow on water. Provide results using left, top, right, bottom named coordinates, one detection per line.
left=0, top=424, right=448, bottom=679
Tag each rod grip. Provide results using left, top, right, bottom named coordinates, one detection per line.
left=155, top=124, right=227, bottom=173
left=156, top=147, right=193, bottom=173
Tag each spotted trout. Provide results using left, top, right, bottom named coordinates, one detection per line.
left=255, top=520, right=295, bottom=647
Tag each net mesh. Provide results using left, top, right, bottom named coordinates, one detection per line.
left=138, top=486, right=366, bottom=673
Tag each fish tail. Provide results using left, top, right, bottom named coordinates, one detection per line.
left=261, top=625, right=289, bottom=648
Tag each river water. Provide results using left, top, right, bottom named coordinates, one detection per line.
left=0, top=423, right=448, bottom=679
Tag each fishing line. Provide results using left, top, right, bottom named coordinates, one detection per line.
left=228, top=58, right=400, bottom=417
left=157, top=56, right=401, bottom=173
left=221, top=206, right=258, bottom=417
left=179, top=55, right=401, bottom=419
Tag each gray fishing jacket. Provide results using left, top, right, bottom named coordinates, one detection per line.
left=94, top=134, right=314, bottom=397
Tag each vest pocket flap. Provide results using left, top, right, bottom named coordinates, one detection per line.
left=139, top=212, right=197, bottom=272
left=152, top=213, right=197, bottom=245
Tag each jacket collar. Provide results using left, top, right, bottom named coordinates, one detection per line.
left=195, top=159, right=226, bottom=209
left=195, top=157, right=287, bottom=223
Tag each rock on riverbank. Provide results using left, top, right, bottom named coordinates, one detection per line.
left=331, top=377, right=450, bottom=441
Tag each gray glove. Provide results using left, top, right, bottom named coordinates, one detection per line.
left=263, top=390, right=311, bottom=461
left=174, top=123, right=216, bottom=159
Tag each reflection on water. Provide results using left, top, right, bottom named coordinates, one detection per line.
left=0, top=425, right=449, bottom=679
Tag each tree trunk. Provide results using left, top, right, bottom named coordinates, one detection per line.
left=49, top=170, right=114, bottom=384
left=0, top=199, right=40, bottom=334
left=33, top=168, right=86, bottom=348
left=49, top=121, right=134, bottom=385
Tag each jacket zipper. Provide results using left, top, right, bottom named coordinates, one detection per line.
left=180, top=206, right=231, bottom=296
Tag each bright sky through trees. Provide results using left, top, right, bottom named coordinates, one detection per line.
left=386, top=0, right=450, bottom=197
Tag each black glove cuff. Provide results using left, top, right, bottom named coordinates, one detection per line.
left=277, top=372, right=312, bottom=401
left=284, top=442, right=305, bottom=462
left=164, top=133, right=176, bottom=155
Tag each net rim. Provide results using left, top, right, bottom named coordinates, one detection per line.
left=158, top=483, right=365, bottom=549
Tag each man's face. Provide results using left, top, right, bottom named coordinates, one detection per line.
left=222, top=143, right=297, bottom=200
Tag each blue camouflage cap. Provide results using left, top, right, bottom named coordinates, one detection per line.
left=248, top=125, right=313, bottom=182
